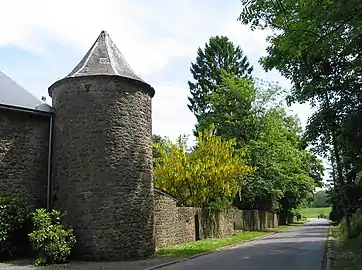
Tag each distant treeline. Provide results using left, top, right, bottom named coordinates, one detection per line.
left=308, top=190, right=330, bottom=208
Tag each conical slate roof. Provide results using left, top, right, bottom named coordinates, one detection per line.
left=0, top=70, right=52, bottom=113
left=65, top=30, right=146, bottom=83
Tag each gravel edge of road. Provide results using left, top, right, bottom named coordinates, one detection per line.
left=144, top=229, right=291, bottom=270
left=324, top=224, right=333, bottom=270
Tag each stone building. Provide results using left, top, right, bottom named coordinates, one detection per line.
left=0, top=31, right=155, bottom=260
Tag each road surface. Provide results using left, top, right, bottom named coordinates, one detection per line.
left=158, top=218, right=329, bottom=270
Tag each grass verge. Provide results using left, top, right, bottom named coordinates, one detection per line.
left=330, top=226, right=362, bottom=270
left=157, top=221, right=308, bottom=259
left=157, top=231, right=266, bottom=258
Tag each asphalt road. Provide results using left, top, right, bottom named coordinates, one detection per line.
left=158, top=218, right=330, bottom=270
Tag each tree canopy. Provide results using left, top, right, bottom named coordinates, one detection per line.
left=153, top=17, right=331, bottom=224
left=196, top=69, right=257, bottom=147
left=310, top=190, right=330, bottom=208
left=188, top=36, right=253, bottom=134
left=239, top=0, right=362, bottom=234
left=238, top=100, right=323, bottom=222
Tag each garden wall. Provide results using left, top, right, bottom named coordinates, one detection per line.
left=234, top=210, right=278, bottom=231
left=153, top=188, right=178, bottom=247
left=154, top=188, right=279, bottom=248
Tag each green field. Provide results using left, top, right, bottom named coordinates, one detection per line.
left=301, top=207, right=332, bottom=218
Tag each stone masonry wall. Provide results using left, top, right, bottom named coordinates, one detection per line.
left=0, top=108, right=50, bottom=208
left=154, top=188, right=178, bottom=247
left=216, top=208, right=238, bottom=236
left=176, top=207, right=201, bottom=244
left=154, top=190, right=280, bottom=248
left=50, top=76, right=154, bottom=260
left=154, top=189, right=201, bottom=247
left=201, top=208, right=237, bottom=238
left=234, top=210, right=279, bottom=231
left=154, top=190, right=239, bottom=248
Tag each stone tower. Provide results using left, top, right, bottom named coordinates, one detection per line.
left=48, top=31, right=155, bottom=260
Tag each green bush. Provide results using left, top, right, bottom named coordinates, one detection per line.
left=329, top=206, right=342, bottom=222
left=291, top=208, right=302, bottom=220
left=0, top=193, right=30, bottom=259
left=318, top=209, right=328, bottom=219
left=339, top=209, right=362, bottom=239
left=338, top=217, right=347, bottom=235
left=29, top=209, right=76, bottom=266
left=349, top=210, right=362, bottom=239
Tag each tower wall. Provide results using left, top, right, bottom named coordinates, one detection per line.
left=0, top=108, right=49, bottom=208
left=50, top=76, right=155, bottom=260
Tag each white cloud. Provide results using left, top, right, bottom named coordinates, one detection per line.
left=0, top=0, right=219, bottom=75
left=152, top=83, right=196, bottom=142
left=221, top=22, right=273, bottom=62
left=0, top=0, right=314, bottom=141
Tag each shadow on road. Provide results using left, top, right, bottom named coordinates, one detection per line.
left=300, top=221, right=330, bottom=227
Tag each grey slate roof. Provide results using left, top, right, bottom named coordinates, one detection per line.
left=0, top=70, right=52, bottom=113
left=65, top=30, right=146, bottom=84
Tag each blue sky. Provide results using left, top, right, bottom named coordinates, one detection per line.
left=0, top=0, right=314, bottom=143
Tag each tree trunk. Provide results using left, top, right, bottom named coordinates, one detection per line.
left=344, top=175, right=353, bottom=238
left=345, top=212, right=352, bottom=238
left=287, top=214, right=294, bottom=224
left=331, top=139, right=352, bottom=237
left=278, top=212, right=288, bottom=225
left=325, top=93, right=352, bottom=238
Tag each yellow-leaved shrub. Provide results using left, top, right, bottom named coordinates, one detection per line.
left=153, top=127, right=253, bottom=207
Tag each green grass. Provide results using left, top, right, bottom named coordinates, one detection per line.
left=331, top=226, right=362, bottom=270
left=301, top=207, right=332, bottom=218
left=267, top=219, right=309, bottom=232
left=157, top=231, right=267, bottom=258
left=157, top=221, right=308, bottom=259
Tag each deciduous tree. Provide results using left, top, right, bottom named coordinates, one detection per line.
left=196, top=69, right=257, bottom=146
left=239, top=0, right=362, bottom=234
